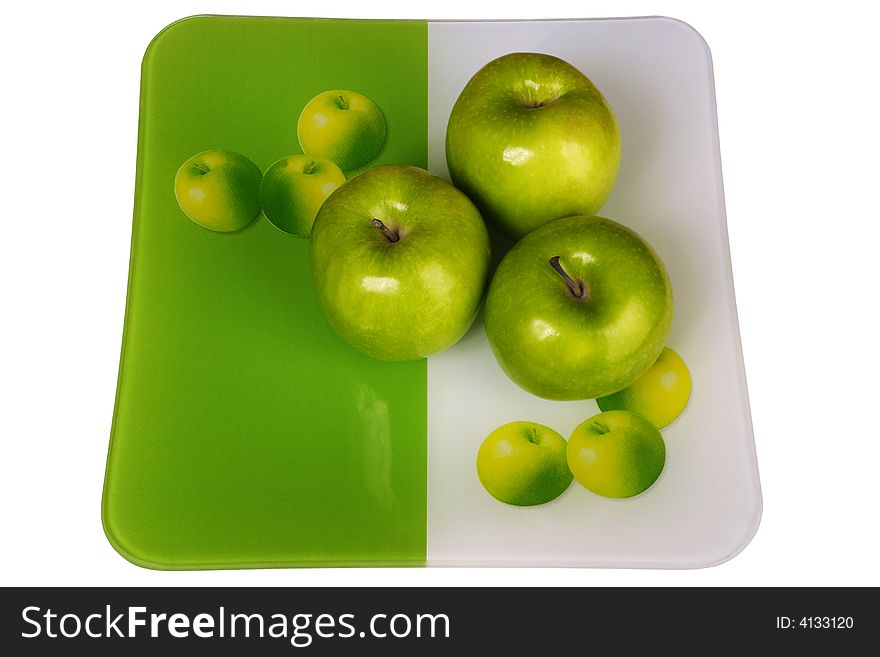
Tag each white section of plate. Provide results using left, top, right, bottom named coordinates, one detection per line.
left=425, top=18, right=761, bottom=568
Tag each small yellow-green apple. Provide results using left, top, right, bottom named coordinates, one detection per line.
left=259, top=155, right=345, bottom=237
left=476, top=421, right=573, bottom=506
left=446, top=52, right=620, bottom=240
left=310, top=165, right=491, bottom=360
left=297, top=90, right=386, bottom=171
left=567, top=410, right=666, bottom=498
left=174, top=150, right=262, bottom=232
left=598, top=347, right=692, bottom=429
left=485, top=215, right=673, bottom=400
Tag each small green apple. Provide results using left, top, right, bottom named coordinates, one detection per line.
left=476, top=421, right=573, bottom=506
left=174, top=150, right=262, bottom=232
left=297, top=90, right=386, bottom=171
left=310, top=165, right=491, bottom=360
left=446, top=52, right=620, bottom=240
left=485, top=215, right=673, bottom=400
left=567, top=410, right=666, bottom=499
left=598, top=347, right=692, bottom=429
left=259, top=155, right=346, bottom=237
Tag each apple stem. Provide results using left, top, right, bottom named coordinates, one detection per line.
left=372, top=218, right=400, bottom=243
left=338, top=94, right=349, bottom=110
left=590, top=420, right=610, bottom=435
left=192, top=162, right=210, bottom=175
left=303, top=160, right=318, bottom=175
left=528, top=427, right=540, bottom=445
left=549, top=256, right=588, bottom=302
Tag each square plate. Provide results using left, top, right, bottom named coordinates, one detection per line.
left=103, top=16, right=761, bottom=569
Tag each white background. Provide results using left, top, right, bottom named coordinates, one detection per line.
left=1, top=0, right=878, bottom=587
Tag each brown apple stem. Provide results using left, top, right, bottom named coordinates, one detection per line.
left=549, top=256, right=588, bottom=302
left=303, top=160, right=318, bottom=175
left=338, top=94, right=349, bottom=110
left=372, top=218, right=400, bottom=243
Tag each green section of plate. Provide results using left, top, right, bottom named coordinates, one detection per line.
left=103, top=16, right=429, bottom=568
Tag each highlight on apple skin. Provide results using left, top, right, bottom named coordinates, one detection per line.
left=597, top=347, right=692, bottom=429
left=476, top=421, right=573, bottom=506
left=485, top=215, right=673, bottom=401
left=259, top=155, right=346, bottom=237
left=567, top=410, right=666, bottom=499
left=174, top=150, right=263, bottom=232
left=446, top=52, right=621, bottom=240
left=309, top=165, right=491, bottom=361
left=297, top=89, right=387, bottom=172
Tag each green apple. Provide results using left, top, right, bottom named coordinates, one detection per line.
left=598, top=347, right=692, bottom=429
left=485, top=215, right=673, bottom=400
left=476, top=421, right=573, bottom=506
left=174, top=150, right=262, bottom=232
left=259, top=155, right=345, bottom=237
left=567, top=410, right=666, bottom=498
left=446, top=52, right=620, bottom=240
left=310, top=165, right=491, bottom=360
left=297, top=90, right=386, bottom=171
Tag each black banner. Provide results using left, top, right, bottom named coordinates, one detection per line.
left=0, top=587, right=872, bottom=653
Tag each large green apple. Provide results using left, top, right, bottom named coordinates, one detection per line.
left=297, top=90, right=386, bottom=171
left=567, top=410, right=666, bottom=499
left=476, top=421, right=573, bottom=506
left=598, top=347, right=692, bottom=429
left=485, top=215, right=673, bottom=400
left=174, top=150, right=262, bottom=232
left=259, top=155, right=345, bottom=237
left=446, top=52, right=620, bottom=240
left=310, top=165, right=491, bottom=360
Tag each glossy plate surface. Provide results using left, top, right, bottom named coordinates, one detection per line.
left=104, top=16, right=761, bottom=569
